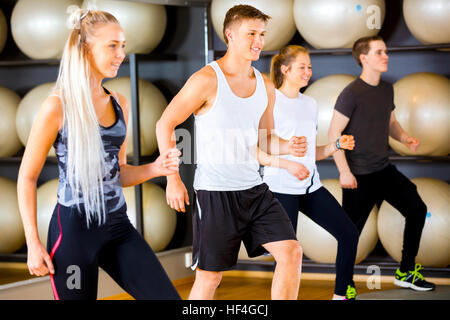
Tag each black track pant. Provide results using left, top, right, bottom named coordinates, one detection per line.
left=47, top=203, right=181, bottom=300
left=273, top=187, right=359, bottom=296
left=343, top=164, right=427, bottom=273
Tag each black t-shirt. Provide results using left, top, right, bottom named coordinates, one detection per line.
left=334, top=77, right=395, bottom=175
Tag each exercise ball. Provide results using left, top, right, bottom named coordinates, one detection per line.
left=390, top=72, right=450, bottom=156
left=403, top=0, right=450, bottom=45
left=294, top=0, right=385, bottom=49
left=0, top=86, right=23, bottom=157
left=297, top=179, right=378, bottom=264
left=121, top=186, right=138, bottom=228
left=378, top=178, right=450, bottom=268
left=304, top=74, right=356, bottom=146
left=103, top=77, right=167, bottom=156
left=210, top=0, right=296, bottom=51
left=0, top=9, right=7, bottom=54
left=36, top=178, right=59, bottom=246
left=11, top=0, right=82, bottom=59
left=123, top=182, right=177, bottom=252
left=0, top=177, right=25, bottom=253
left=16, top=82, right=56, bottom=157
left=237, top=242, right=274, bottom=262
left=82, top=0, right=166, bottom=54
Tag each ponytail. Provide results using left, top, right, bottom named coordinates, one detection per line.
left=270, top=53, right=284, bottom=89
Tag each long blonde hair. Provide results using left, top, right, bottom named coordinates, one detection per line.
left=55, top=8, right=120, bottom=227
left=270, top=45, right=309, bottom=89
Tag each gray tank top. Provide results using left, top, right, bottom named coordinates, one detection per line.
left=53, top=87, right=127, bottom=214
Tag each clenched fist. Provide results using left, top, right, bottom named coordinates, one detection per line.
left=337, top=135, right=355, bottom=150
left=289, top=136, right=307, bottom=157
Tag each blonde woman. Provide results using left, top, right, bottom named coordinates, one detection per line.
left=17, top=8, right=181, bottom=300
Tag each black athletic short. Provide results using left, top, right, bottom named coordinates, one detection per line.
left=191, top=183, right=297, bottom=271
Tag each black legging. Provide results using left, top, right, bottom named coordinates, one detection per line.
left=47, top=203, right=181, bottom=300
left=273, top=187, right=358, bottom=296
left=343, top=164, right=427, bottom=273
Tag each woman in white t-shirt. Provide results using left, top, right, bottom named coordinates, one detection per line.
left=258, top=45, right=358, bottom=300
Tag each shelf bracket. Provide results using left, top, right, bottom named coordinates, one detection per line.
left=129, top=53, right=144, bottom=235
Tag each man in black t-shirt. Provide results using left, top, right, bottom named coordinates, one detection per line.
left=328, top=36, right=435, bottom=299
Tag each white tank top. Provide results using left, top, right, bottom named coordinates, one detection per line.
left=263, top=89, right=322, bottom=195
left=193, top=61, right=267, bottom=191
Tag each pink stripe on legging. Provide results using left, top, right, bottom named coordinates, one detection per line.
left=49, top=204, right=62, bottom=300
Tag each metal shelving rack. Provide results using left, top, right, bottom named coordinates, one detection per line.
left=125, top=0, right=211, bottom=237
left=210, top=43, right=450, bottom=61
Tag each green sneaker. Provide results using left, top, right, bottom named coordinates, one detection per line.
left=345, top=284, right=357, bottom=300
left=394, top=264, right=436, bottom=291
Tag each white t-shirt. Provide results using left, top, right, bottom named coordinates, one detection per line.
left=263, top=89, right=322, bottom=195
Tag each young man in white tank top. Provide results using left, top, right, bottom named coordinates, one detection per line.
left=156, top=5, right=307, bottom=300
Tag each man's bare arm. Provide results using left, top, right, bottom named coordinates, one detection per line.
left=258, top=74, right=307, bottom=157
left=156, top=66, right=217, bottom=212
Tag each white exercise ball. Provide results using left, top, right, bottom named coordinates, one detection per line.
left=378, top=178, right=450, bottom=267
left=304, top=74, right=356, bottom=146
left=390, top=72, right=450, bottom=156
left=36, top=179, right=59, bottom=247
left=211, top=0, right=296, bottom=51
left=0, top=9, right=7, bottom=54
left=237, top=242, right=274, bottom=262
left=0, top=177, right=25, bottom=253
left=122, top=186, right=138, bottom=228
left=123, top=182, right=177, bottom=252
left=0, top=86, right=23, bottom=157
left=82, top=0, right=167, bottom=54
left=103, top=77, right=167, bottom=156
left=11, top=0, right=82, bottom=59
left=294, top=0, right=385, bottom=49
left=403, top=0, right=450, bottom=45
left=297, top=179, right=378, bottom=264
left=16, top=82, right=56, bottom=157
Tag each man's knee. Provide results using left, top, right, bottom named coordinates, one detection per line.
left=270, top=240, right=303, bottom=266
left=401, top=189, right=427, bottom=222
left=195, top=269, right=223, bottom=288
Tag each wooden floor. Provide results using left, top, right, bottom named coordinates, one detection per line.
left=108, top=271, right=402, bottom=300
left=0, top=263, right=34, bottom=285
left=2, top=264, right=448, bottom=300
left=175, top=276, right=398, bottom=300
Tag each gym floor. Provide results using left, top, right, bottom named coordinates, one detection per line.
left=103, top=271, right=450, bottom=300
left=2, top=262, right=449, bottom=300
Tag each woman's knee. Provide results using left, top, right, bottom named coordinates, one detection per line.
left=336, top=223, right=359, bottom=250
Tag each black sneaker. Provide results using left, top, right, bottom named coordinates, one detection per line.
left=394, top=264, right=436, bottom=291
